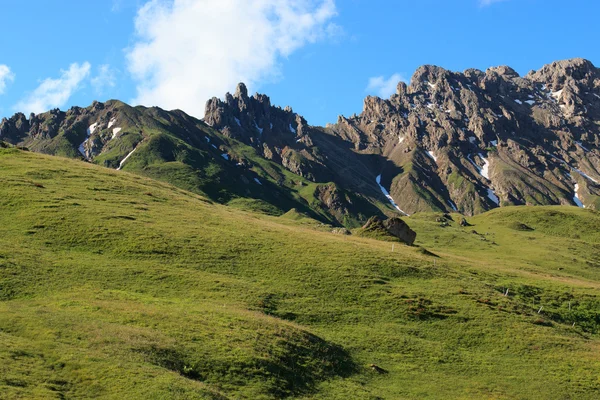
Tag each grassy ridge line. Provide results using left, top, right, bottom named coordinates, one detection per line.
left=1, top=148, right=600, bottom=399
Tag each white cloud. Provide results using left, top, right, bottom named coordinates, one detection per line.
left=0, top=65, right=15, bottom=95
left=366, top=73, right=405, bottom=99
left=91, top=64, right=117, bottom=95
left=127, top=0, right=339, bottom=117
left=14, top=62, right=91, bottom=114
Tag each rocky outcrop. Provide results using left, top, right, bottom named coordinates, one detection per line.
left=382, top=217, right=417, bottom=245
left=325, top=58, right=600, bottom=215
left=360, top=216, right=416, bottom=245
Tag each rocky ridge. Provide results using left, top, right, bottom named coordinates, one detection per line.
left=2, top=58, right=600, bottom=220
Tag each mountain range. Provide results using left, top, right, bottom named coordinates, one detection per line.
left=2, top=58, right=599, bottom=227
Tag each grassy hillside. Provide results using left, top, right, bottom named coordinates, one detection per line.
left=1, top=148, right=600, bottom=399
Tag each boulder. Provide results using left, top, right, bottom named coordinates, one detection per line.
left=362, top=216, right=416, bottom=245
left=383, top=217, right=417, bottom=245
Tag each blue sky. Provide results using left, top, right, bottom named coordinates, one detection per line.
left=0, top=0, right=598, bottom=126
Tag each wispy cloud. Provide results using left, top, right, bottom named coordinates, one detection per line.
left=91, top=64, right=117, bottom=95
left=366, top=73, right=405, bottom=98
left=479, top=0, right=509, bottom=7
left=0, top=65, right=15, bottom=95
left=127, top=0, right=339, bottom=117
left=14, top=62, right=91, bottom=114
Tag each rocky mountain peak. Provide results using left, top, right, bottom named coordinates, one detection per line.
left=2, top=58, right=600, bottom=221
left=527, top=58, right=599, bottom=90
left=486, top=66, right=519, bottom=79
left=234, top=82, right=249, bottom=99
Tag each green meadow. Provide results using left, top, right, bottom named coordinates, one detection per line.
left=1, top=148, right=600, bottom=399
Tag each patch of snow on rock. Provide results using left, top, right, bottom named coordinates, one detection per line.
left=108, top=118, right=117, bottom=129
left=87, top=122, right=98, bottom=136
left=525, top=100, right=535, bottom=105
left=480, top=154, right=491, bottom=179
left=254, top=121, right=263, bottom=134
left=573, top=167, right=599, bottom=184
left=427, top=150, right=437, bottom=163
left=254, top=178, right=262, bottom=185
left=514, top=99, right=523, bottom=105
left=79, top=122, right=99, bottom=159
left=573, top=183, right=585, bottom=208
left=487, top=188, right=500, bottom=205
left=289, top=123, right=296, bottom=134
left=221, top=153, right=229, bottom=160
left=551, top=89, right=564, bottom=101
left=576, top=141, right=590, bottom=152
left=112, top=127, right=122, bottom=139
left=234, top=117, right=241, bottom=127
left=447, top=200, right=458, bottom=212
left=78, top=141, right=88, bottom=158
left=376, top=174, right=408, bottom=215
left=117, top=147, right=137, bottom=171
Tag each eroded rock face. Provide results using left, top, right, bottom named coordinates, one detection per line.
left=325, top=58, right=600, bottom=215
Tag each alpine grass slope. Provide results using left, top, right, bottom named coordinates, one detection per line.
left=1, top=148, right=600, bottom=398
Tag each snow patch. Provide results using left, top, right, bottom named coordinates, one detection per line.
left=514, top=99, right=523, bottom=105
left=427, top=81, right=437, bottom=89
left=254, top=178, right=262, bottom=185
left=480, top=154, right=491, bottom=179
left=234, top=117, right=241, bottom=127
left=551, top=89, right=563, bottom=101
left=525, top=100, right=535, bottom=105
left=117, top=147, right=137, bottom=171
left=467, top=153, right=491, bottom=180
left=87, top=122, right=98, bottom=136
left=204, top=136, right=210, bottom=143
left=573, top=167, right=599, bottom=184
left=398, top=136, right=405, bottom=144
left=490, top=140, right=498, bottom=147
left=254, top=121, right=263, bottom=135
left=211, top=144, right=217, bottom=149
left=375, top=174, right=408, bottom=215
left=447, top=200, right=458, bottom=212
left=427, top=150, right=438, bottom=163
left=468, top=136, right=476, bottom=144
left=576, top=141, right=590, bottom=152
left=573, top=183, right=585, bottom=208
left=594, top=93, right=600, bottom=100
left=221, top=153, right=229, bottom=160
left=289, top=123, right=296, bottom=134
left=112, top=127, right=122, bottom=139
left=78, top=141, right=88, bottom=158
left=487, top=188, right=500, bottom=205
left=79, top=122, right=99, bottom=159
left=549, top=153, right=599, bottom=184
left=108, top=118, right=117, bottom=129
